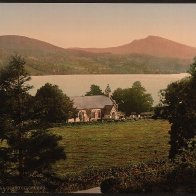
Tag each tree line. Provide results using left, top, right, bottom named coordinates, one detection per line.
left=85, top=83, right=154, bottom=116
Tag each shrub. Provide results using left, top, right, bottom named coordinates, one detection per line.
left=57, top=151, right=195, bottom=193
left=100, top=177, right=125, bottom=193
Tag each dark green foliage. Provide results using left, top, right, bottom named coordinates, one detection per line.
left=112, top=81, right=153, bottom=115
left=85, top=84, right=104, bottom=96
left=153, top=105, right=168, bottom=119
left=100, top=150, right=196, bottom=194
left=159, top=58, right=196, bottom=158
left=57, top=150, right=196, bottom=193
left=0, top=55, right=66, bottom=192
left=100, top=178, right=125, bottom=193
left=188, top=57, right=196, bottom=78
left=34, top=83, right=76, bottom=123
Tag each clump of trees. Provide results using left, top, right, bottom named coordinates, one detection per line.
left=158, top=58, right=196, bottom=159
left=0, top=55, right=75, bottom=192
left=85, top=82, right=153, bottom=116
left=112, top=81, right=153, bottom=116
left=85, top=84, right=104, bottom=96
left=34, top=83, right=77, bottom=123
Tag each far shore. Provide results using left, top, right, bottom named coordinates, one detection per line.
left=30, top=72, right=189, bottom=77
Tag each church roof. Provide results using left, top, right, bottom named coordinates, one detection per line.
left=70, top=95, right=114, bottom=110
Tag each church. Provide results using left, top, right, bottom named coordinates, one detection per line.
left=68, top=85, right=119, bottom=122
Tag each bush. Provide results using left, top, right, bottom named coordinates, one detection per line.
left=57, top=151, right=195, bottom=193
left=100, top=178, right=125, bottom=193
left=99, top=152, right=196, bottom=194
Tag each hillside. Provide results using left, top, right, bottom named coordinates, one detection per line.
left=0, top=35, right=67, bottom=52
left=0, top=35, right=193, bottom=75
left=75, top=35, right=196, bottom=59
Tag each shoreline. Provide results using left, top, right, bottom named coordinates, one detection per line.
left=30, top=72, right=189, bottom=77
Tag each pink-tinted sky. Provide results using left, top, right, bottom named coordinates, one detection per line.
left=1, top=3, right=196, bottom=48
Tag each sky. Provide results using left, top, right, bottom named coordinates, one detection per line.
left=1, top=3, right=196, bottom=48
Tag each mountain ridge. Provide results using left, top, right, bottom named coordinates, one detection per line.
left=0, top=35, right=194, bottom=75
left=72, top=35, right=196, bottom=59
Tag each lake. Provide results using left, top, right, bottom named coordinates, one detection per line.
left=29, top=73, right=189, bottom=105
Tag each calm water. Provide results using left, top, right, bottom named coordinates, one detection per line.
left=29, top=73, right=189, bottom=105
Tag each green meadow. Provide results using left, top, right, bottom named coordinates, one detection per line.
left=51, top=119, right=170, bottom=176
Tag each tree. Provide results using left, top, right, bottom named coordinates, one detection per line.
left=112, top=81, right=153, bottom=116
left=85, top=84, right=104, bottom=96
left=34, top=83, right=76, bottom=123
left=0, top=55, right=66, bottom=192
left=153, top=104, right=168, bottom=119
left=160, top=58, right=196, bottom=159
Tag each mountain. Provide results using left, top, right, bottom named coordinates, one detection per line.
left=0, top=35, right=193, bottom=75
left=74, top=35, right=196, bottom=59
left=0, top=35, right=65, bottom=53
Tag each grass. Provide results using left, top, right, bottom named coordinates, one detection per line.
left=51, top=119, right=170, bottom=176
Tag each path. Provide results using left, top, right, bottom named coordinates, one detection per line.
left=73, top=187, right=101, bottom=194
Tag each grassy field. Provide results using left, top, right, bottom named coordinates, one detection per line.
left=51, top=119, right=170, bottom=176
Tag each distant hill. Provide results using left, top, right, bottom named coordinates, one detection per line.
left=0, top=35, right=194, bottom=75
left=0, top=35, right=65, bottom=53
left=75, top=35, right=196, bottom=59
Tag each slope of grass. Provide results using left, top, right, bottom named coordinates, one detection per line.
left=51, top=119, right=170, bottom=176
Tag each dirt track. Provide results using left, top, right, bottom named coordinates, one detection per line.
left=74, top=187, right=101, bottom=194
